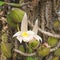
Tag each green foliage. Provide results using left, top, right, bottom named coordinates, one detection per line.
left=54, top=48, right=60, bottom=57
left=7, top=8, right=25, bottom=28
left=0, top=1, right=5, bottom=6
left=7, top=15, right=17, bottom=27
left=37, top=45, right=50, bottom=57
left=27, top=47, right=33, bottom=53
left=27, top=57, right=38, bottom=60
left=7, top=8, right=25, bottom=26
left=2, top=33, right=8, bottom=42
left=47, top=37, right=58, bottom=47
left=18, top=45, right=25, bottom=52
left=1, top=42, right=12, bottom=58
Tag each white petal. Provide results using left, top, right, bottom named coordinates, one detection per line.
left=34, top=35, right=42, bottom=42
left=17, top=36, right=23, bottom=43
left=23, top=36, right=33, bottom=42
left=13, top=31, right=21, bottom=37
left=23, top=38, right=30, bottom=42
left=33, top=19, right=38, bottom=34
left=27, top=31, right=35, bottom=35
left=21, top=13, right=28, bottom=32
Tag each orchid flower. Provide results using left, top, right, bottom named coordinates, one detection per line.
left=13, top=13, right=42, bottom=43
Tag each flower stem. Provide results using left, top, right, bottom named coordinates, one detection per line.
left=17, top=24, right=20, bottom=31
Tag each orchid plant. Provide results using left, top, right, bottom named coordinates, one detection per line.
left=13, top=13, right=42, bottom=43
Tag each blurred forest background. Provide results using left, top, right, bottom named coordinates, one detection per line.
left=0, top=0, right=60, bottom=60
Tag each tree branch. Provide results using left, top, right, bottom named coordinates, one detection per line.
left=50, top=41, right=60, bottom=52
left=14, top=49, right=36, bottom=56
left=5, top=2, right=29, bottom=7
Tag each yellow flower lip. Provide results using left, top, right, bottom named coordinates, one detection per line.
left=21, top=32, right=29, bottom=37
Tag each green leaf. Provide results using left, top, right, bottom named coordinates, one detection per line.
left=0, top=1, right=5, bottom=6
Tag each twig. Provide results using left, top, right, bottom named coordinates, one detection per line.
left=5, top=2, right=29, bottom=7
left=14, top=49, right=36, bottom=56
left=28, top=20, right=60, bottom=38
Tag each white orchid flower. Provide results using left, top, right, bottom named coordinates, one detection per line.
left=13, top=13, right=42, bottom=43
